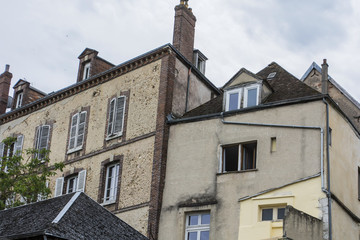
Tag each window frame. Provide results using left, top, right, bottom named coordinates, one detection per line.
left=66, top=175, right=78, bottom=194
left=34, top=125, right=51, bottom=160
left=103, top=163, right=120, bottom=204
left=106, top=96, right=126, bottom=140
left=244, top=85, right=260, bottom=108
left=260, top=206, right=286, bottom=222
left=185, top=212, right=210, bottom=240
left=67, top=111, right=87, bottom=154
left=221, top=141, right=257, bottom=173
left=16, top=92, right=23, bottom=108
left=225, top=88, right=242, bottom=111
left=83, top=62, right=91, bottom=80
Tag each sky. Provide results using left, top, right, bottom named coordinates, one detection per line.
left=1, top=0, right=360, bottom=101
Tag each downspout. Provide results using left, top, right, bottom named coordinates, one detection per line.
left=43, top=235, right=48, bottom=240
left=185, top=67, right=192, bottom=112
left=322, top=97, right=332, bottom=240
left=220, top=113, right=325, bottom=190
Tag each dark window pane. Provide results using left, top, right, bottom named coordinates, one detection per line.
left=262, top=209, right=273, bottom=221
left=201, top=214, right=210, bottom=224
left=229, top=93, right=239, bottom=111
left=189, top=215, right=198, bottom=226
left=242, top=142, right=256, bottom=170
left=278, top=208, right=285, bottom=220
left=247, top=88, right=257, bottom=107
left=188, top=232, right=197, bottom=240
left=200, top=231, right=209, bottom=240
left=224, top=145, right=239, bottom=171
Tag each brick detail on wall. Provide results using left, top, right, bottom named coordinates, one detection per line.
left=147, top=53, right=176, bottom=240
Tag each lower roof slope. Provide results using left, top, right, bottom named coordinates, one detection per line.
left=0, top=192, right=148, bottom=240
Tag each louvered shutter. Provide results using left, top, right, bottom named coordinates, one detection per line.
left=0, top=142, right=4, bottom=168
left=13, top=135, right=24, bottom=156
left=76, top=112, right=86, bottom=148
left=107, top=99, right=116, bottom=136
left=76, top=170, right=86, bottom=192
left=114, top=96, right=125, bottom=134
left=69, top=114, right=78, bottom=150
left=54, top=177, right=64, bottom=197
left=34, top=127, right=41, bottom=152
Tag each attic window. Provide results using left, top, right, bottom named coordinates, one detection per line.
left=225, top=84, right=260, bottom=111
left=83, top=62, right=91, bottom=80
left=15, top=92, right=23, bottom=108
left=267, top=72, right=276, bottom=80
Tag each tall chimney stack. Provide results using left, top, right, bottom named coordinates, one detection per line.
left=0, top=65, right=12, bottom=114
left=321, top=59, right=329, bottom=94
left=173, top=0, right=196, bottom=62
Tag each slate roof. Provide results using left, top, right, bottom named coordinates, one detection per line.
left=183, top=62, right=321, bottom=118
left=0, top=192, right=148, bottom=240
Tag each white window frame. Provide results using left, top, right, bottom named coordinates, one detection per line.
left=244, top=84, right=260, bottom=108
left=66, top=175, right=78, bottom=194
left=67, top=111, right=87, bottom=153
left=225, top=88, right=242, bottom=111
left=220, top=141, right=257, bottom=173
left=106, top=96, right=126, bottom=140
left=16, top=92, right=23, bottom=108
left=83, top=62, right=91, bottom=80
left=0, top=135, right=24, bottom=172
left=185, top=212, right=210, bottom=240
left=260, top=206, right=286, bottom=222
left=34, top=125, right=50, bottom=160
left=103, top=163, right=120, bottom=204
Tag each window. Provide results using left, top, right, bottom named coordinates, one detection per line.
left=329, top=128, right=332, bottom=146
left=261, top=206, right=286, bottom=221
left=68, top=111, right=87, bottom=153
left=0, top=135, right=24, bottom=172
left=225, top=84, right=260, bottom=111
left=107, top=96, right=126, bottom=139
left=54, top=170, right=87, bottom=197
left=225, top=89, right=242, bottom=111
left=221, top=142, right=257, bottom=172
left=16, top=92, right=23, bottom=108
left=193, top=50, right=207, bottom=75
left=244, top=85, right=259, bottom=108
left=103, top=163, right=120, bottom=204
left=83, top=62, right=91, bottom=80
left=267, top=72, right=276, bottom=80
left=271, top=137, right=277, bottom=152
left=34, top=125, right=50, bottom=160
left=185, top=212, right=210, bottom=240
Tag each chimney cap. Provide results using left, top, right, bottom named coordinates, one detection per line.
left=5, top=64, right=10, bottom=72
left=322, top=59, right=328, bottom=66
left=180, top=0, right=189, bottom=8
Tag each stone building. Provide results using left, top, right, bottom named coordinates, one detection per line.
left=158, top=61, right=360, bottom=239
left=0, top=2, right=219, bottom=239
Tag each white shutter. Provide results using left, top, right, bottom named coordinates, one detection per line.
left=107, top=99, right=116, bottom=136
left=76, top=112, right=86, bottom=148
left=76, top=170, right=86, bottom=192
left=69, top=114, right=78, bottom=150
left=39, top=125, right=50, bottom=159
left=114, top=96, right=125, bottom=134
left=34, top=127, right=41, bottom=152
left=54, top=177, right=64, bottom=197
left=0, top=142, right=4, bottom=168
left=13, top=135, right=24, bottom=156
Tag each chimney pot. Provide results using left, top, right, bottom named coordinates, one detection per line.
left=5, top=64, right=10, bottom=72
left=321, top=59, right=329, bottom=94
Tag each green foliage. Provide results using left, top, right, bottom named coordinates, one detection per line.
left=0, top=137, right=64, bottom=210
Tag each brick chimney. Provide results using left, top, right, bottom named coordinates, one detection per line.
left=321, top=59, right=329, bottom=94
left=173, top=0, right=196, bottom=62
left=0, top=65, right=12, bottom=114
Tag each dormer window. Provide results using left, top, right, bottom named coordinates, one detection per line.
left=15, top=92, right=23, bottom=108
left=83, top=62, right=91, bottom=80
left=225, top=84, right=260, bottom=111
left=193, top=50, right=208, bottom=75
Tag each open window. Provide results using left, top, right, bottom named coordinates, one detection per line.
left=54, top=170, right=86, bottom=197
left=221, top=141, right=257, bottom=172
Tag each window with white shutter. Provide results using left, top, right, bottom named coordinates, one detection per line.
left=0, top=142, right=4, bottom=170
left=76, top=170, right=87, bottom=192
left=68, top=111, right=87, bottom=153
left=35, top=125, right=50, bottom=160
left=54, top=177, right=64, bottom=197
left=13, top=135, right=24, bottom=156
left=103, top=163, right=120, bottom=204
left=106, top=96, right=126, bottom=139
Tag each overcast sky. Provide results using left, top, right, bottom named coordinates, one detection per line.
left=1, top=0, right=359, bottom=101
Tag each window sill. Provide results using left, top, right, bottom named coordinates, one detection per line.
left=217, top=169, right=258, bottom=175
left=105, top=133, right=123, bottom=141
left=101, top=200, right=116, bottom=206
left=67, top=147, right=83, bottom=154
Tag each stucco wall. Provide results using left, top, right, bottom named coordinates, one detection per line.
left=159, top=100, right=326, bottom=240
left=172, top=59, right=213, bottom=116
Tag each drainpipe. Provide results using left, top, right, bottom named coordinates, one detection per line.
left=185, top=67, right=192, bottom=112
left=322, top=97, right=332, bottom=240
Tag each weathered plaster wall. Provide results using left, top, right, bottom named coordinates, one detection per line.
left=331, top=201, right=359, bottom=240
left=159, top=100, right=326, bottom=240
left=172, top=59, right=213, bottom=116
